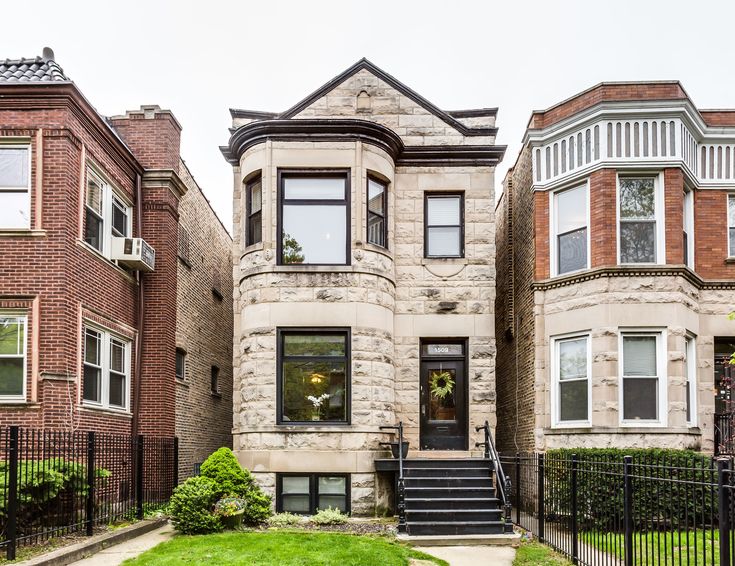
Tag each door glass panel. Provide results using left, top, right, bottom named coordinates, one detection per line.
left=428, top=368, right=456, bottom=421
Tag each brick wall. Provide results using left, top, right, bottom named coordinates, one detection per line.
left=664, top=168, right=685, bottom=265
left=695, top=190, right=735, bottom=278
left=590, top=168, right=617, bottom=268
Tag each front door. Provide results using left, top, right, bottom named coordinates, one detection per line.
left=419, top=341, right=467, bottom=450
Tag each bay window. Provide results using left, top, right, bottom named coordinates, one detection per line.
left=367, top=176, right=387, bottom=248
left=0, top=146, right=31, bottom=229
left=554, top=334, right=590, bottom=424
left=683, top=188, right=694, bottom=267
left=0, top=315, right=27, bottom=401
left=83, top=326, right=130, bottom=411
left=619, top=177, right=661, bottom=264
left=425, top=193, right=464, bottom=258
left=553, top=184, right=588, bottom=275
left=620, top=332, right=664, bottom=423
left=685, top=335, right=696, bottom=426
left=728, top=194, right=735, bottom=258
left=246, top=175, right=262, bottom=246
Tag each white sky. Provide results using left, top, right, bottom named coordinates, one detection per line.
left=6, top=0, right=735, bottom=231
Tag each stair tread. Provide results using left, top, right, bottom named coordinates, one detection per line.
left=405, top=497, right=499, bottom=501
left=407, top=520, right=505, bottom=525
left=407, top=509, right=502, bottom=513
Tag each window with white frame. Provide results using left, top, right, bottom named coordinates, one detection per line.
left=84, top=167, right=131, bottom=256
left=619, top=177, right=661, bottom=264
left=620, top=332, right=664, bottom=422
left=555, top=334, right=590, bottom=424
left=0, top=315, right=27, bottom=400
left=0, top=146, right=31, bottom=229
left=553, top=184, right=588, bottom=275
left=728, top=195, right=735, bottom=258
left=685, top=335, right=696, bottom=426
left=683, top=189, right=694, bottom=268
left=83, top=326, right=130, bottom=411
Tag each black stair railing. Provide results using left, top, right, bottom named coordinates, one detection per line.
left=476, top=420, right=513, bottom=533
left=379, top=421, right=407, bottom=533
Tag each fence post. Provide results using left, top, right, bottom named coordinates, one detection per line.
left=623, top=455, right=633, bottom=566
left=6, top=426, right=19, bottom=561
left=136, top=435, right=144, bottom=520
left=173, top=437, right=179, bottom=489
left=718, top=458, right=731, bottom=566
left=571, top=454, right=579, bottom=565
left=85, top=431, right=96, bottom=536
left=538, top=452, right=545, bottom=542
left=515, top=452, right=521, bottom=525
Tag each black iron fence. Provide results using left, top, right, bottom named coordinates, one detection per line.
left=501, top=452, right=735, bottom=566
left=0, top=426, right=178, bottom=560
left=716, top=413, right=735, bottom=457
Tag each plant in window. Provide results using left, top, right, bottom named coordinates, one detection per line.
left=306, top=393, right=331, bottom=421
left=429, top=370, right=454, bottom=400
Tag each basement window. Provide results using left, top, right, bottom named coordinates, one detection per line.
left=276, top=474, right=349, bottom=514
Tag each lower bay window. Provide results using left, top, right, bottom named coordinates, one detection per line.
left=0, top=314, right=27, bottom=401
left=620, top=331, right=665, bottom=424
left=83, top=325, right=130, bottom=411
left=277, top=329, right=349, bottom=424
left=276, top=474, right=349, bottom=514
left=553, top=334, right=590, bottom=425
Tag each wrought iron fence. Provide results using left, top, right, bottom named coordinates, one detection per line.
left=716, top=413, right=735, bottom=456
left=501, top=452, right=735, bottom=566
left=0, top=426, right=178, bottom=560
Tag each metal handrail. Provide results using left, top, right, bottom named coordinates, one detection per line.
left=379, top=421, right=406, bottom=533
left=475, top=420, right=512, bottom=531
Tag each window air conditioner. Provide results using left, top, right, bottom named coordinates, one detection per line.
left=111, top=237, right=155, bottom=272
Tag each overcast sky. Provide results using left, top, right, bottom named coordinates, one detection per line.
left=6, top=0, right=735, bottom=231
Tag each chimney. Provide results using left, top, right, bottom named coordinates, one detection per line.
left=109, top=106, right=182, bottom=171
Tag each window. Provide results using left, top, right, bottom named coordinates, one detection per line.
left=620, top=332, right=664, bottom=423
left=367, top=176, right=387, bottom=248
left=177, top=225, right=191, bottom=266
left=176, top=349, right=186, bottom=381
left=84, top=167, right=132, bottom=256
left=83, top=326, right=130, bottom=410
left=619, top=177, right=661, bottom=264
left=278, top=329, right=349, bottom=424
left=0, top=146, right=31, bottom=229
left=278, top=171, right=349, bottom=265
left=554, top=334, right=590, bottom=424
left=0, top=315, right=27, bottom=400
left=425, top=193, right=463, bottom=258
left=683, top=189, right=694, bottom=267
left=246, top=175, right=262, bottom=246
left=276, top=474, right=349, bottom=514
left=553, top=184, right=588, bottom=275
left=685, top=336, right=696, bottom=426
left=211, top=366, right=220, bottom=394
left=728, top=195, right=735, bottom=258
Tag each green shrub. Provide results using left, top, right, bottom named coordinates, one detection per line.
left=168, top=476, right=223, bottom=534
left=311, top=507, right=348, bottom=525
left=544, top=448, right=714, bottom=530
left=268, top=512, right=304, bottom=527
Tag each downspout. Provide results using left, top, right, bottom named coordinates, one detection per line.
left=132, top=172, right=144, bottom=437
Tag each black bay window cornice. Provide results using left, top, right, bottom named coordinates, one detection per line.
left=220, top=118, right=506, bottom=167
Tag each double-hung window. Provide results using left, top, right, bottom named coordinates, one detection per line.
left=553, top=184, right=588, bottom=275
left=685, top=335, right=696, bottom=426
left=83, top=326, right=130, bottom=411
left=620, top=332, right=664, bottom=423
left=277, top=474, right=350, bottom=514
left=425, top=193, right=464, bottom=258
left=245, top=175, right=262, bottom=246
left=367, top=176, right=387, bottom=248
left=84, top=167, right=132, bottom=257
left=554, top=334, right=590, bottom=424
left=0, top=315, right=27, bottom=401
left=278, top=329, right=349, bottom=424
left=728, top=195, right=735, bottom=258
left=619, top=177, right=661, bottom=264
left=175, top=348, right=186, bottom=381
left=279, top=171, right=349, bottom=265
left=0, top=145, right=31, bottom=229
left=683, top=189, right=694, bottom=268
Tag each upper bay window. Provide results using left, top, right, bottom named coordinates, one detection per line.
left=83, top=326, right=130, bottom=411
left=367, top=176, right=387, bottom=249
left=683, top=188, right=694, bottom=268
left=618, top=176, right=662, bottom=264
left=728, top=194, right=735, bottom=258
left=0, top=315, right=27, bottom=401
left=245, top=175, right=262, bottom=247
left=0, top=146, right=31, bottom=229
left=278, top=171, right=349, bottom=265
left=552, top=184, right=588, bottom=275
left=277, top=329, right=349, bottom=424
left=84, top=167, right=132, bottom=258
left=425, top=193, right=464, bottom=258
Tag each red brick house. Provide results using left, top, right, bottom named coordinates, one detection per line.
left=0, top=48, right=233, bottom=478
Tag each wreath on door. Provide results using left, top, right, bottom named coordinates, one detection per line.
left=430, top=370, right=455, bottom=400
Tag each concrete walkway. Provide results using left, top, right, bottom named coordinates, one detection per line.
left=68, top=524, right=174, bottom=566
left=416, top=545, right=516, bottom=566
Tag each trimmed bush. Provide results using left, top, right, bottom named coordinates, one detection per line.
left=311, top=507, right=348, bottom=525
left=168, top=476, right=222, bottom=535
left=268, top=512, right=304, bottom=527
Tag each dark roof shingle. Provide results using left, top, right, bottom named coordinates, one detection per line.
left=0, top=55, right=68, bottom=83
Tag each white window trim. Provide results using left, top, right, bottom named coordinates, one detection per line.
left=551, top=332, right=592, bottom=428
left=82, top=322, right=131, bottom=413
left=0, top=144, right=32, bottom=230
left=728, top=194, right=735, bottom=259
left=683, top=188, right=695, bottom=268
left=618, top=328, right=668, bottom=427
left=685, top=334, right=697, bottom=427
left=84, top=164, right=133, bottom=259
left=0, top=313, right=27, bottom=403
left=549, top=180, right=591, bottom=277
left=616, top=173, right=665, bottom=266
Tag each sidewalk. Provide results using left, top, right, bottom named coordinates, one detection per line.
left=68, top=524, right=173, bottom=566
left=416, top=545, right=516, bottom=566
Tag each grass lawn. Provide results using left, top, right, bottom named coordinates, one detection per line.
left=582, top=530, right=723, bottom=565
left=123, top=531, right=447, bottom=566
left=513, top=540, right=572, bottom=565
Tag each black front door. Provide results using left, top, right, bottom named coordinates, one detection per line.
left=419, top=341, right=467, bottom=450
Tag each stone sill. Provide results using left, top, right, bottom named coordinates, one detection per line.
left=76, top=240, right=138, bottom=283
left=79, top=405, right=133, bottom=419
left=0, top=229, right=47, bottom=237
left=726, top=258, right=735, bottom=264
left=234, top=426, right=394, bottom=434
left=240, top=264, right=396, bottom=285
left=544, top=426, right=701, bottom=435
left=0, top=401, right=40, bottom=409
left=176, top=379, right=189, bottom=388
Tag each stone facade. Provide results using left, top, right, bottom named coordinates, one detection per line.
left=225, top=60, right=504, bottom=514
left=496, top=81, right=735, bottom=454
